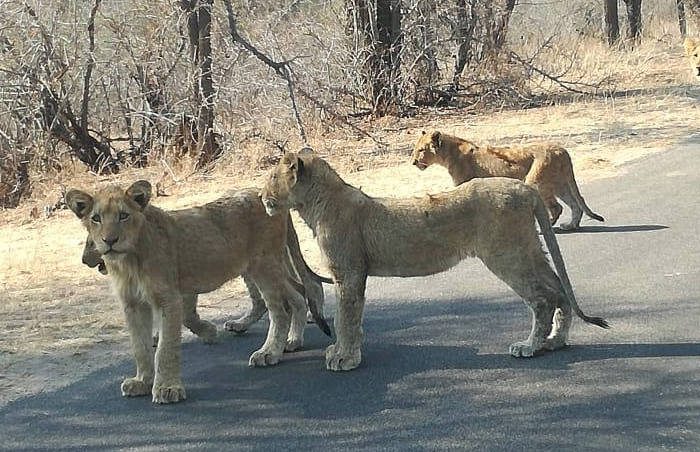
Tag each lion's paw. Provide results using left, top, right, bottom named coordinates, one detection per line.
left=509, top=341, right=536, bottom=358
left=285, top=338, right=303, bottom=352
left=559, top=222, right=579, bottom=231
left=325, top=344, right=361, bottom=371
left=121, top=377, right=152, bottom=397
left=198, top=322, right=218, bottom=344
left=152, top=383, right=186, bottom=404
left=248, top=349, right=282, bottom=367
left=542, top=336, right=568, bottom=351
left=224, top=318, right=251, bottom=335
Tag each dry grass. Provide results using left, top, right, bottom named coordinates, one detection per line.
left=1, top=34, right=699, bottom=403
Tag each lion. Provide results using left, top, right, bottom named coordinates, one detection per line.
left=80, top=218, right=330, bottom=334
left=684, top=37, right=700, bottom=77
left=261, top=151, right=608, bottom=372
left=411, top=131, right=604, bottom=231
left=66, top=181, right=331, bottom=403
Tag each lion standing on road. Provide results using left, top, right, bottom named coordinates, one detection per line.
left=411, top=131, right=604, bottom=230
left=67, top=182, right=330, bottom=403
left=261, top=151, right=608, bottom=372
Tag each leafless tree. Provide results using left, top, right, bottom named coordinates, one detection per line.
left=604, top=0, right=621, bottom=45
left=179, top=0, right=221, bottom=168
left=623, top=0, right=643, bottom=43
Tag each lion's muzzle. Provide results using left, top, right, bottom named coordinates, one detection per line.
left=413, top=160, right=428, bottom=170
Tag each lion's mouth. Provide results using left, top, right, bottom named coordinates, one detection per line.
left=414, top=162, right=428, bottom=170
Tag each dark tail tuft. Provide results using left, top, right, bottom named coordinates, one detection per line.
left=310, top=308, right=332, bottom=337
left=584, top=316, right=610, bottom=329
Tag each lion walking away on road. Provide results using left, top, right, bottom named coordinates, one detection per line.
left=411, top=131, right=604, bottom=231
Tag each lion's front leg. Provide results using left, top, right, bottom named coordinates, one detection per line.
left=151, top=292, right=186, bottom=404
left=224, top=274, right=268, bottom=334
left=120, top=297, right=155, bottom=398
left=326, top=272, right=367, bottom=372
left=183, top=293, right=217, bottom=344
left=246, top=268, right=291, bottom=367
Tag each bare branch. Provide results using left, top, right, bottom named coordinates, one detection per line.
left=81, top=0, right=102, bottom=133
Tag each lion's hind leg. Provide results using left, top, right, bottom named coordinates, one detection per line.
left=525, top=166, right=562, bottom=226
left=183, top=294, right=218, bottom=344
left=284, top=280, right=308, bottom=352
left=480, top=252, right=560, bottom=358
left=543, top=304, right=572, bottom=351
left=557, top=189, right=583, bottom=231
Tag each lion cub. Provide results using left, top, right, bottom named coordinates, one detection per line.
left=684, top=37, right=700, bottom=78
left=67, top=181, right=328, bottom=404
left=412, top=131, right=604, bottom=230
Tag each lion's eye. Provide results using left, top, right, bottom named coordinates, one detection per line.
left=91, top=214, right=101, bottom=223
left=119, top=212, right=130, bottom=221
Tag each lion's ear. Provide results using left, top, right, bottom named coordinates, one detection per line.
left=431, top=131, right=442, bottom=148
left=65, top=189, right=94, bottom=219
left=684, top=37, right=697, bottom=55
left=126, top=180, right=152, bottom=210
left=287, top=153, right=305, bottom=181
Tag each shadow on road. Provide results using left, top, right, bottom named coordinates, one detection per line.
left=1, top=294, right=698, bottom=449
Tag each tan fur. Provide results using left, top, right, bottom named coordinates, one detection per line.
left=67, top=182, right=329, bottom=403
left=81, top=223, right=328, bottom=334
left=684, top=37, right=700, bottom=77
left=261, top=152, right=608, bottom=372
left=411, top=131, right=604, bottom=230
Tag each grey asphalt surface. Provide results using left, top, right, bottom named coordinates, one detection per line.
left=2, top=141, right=700, bottom=451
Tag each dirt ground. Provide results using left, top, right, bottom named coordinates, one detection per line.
left=1, top=44, right=699, bottom=405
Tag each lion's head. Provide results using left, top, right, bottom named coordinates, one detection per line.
left=684, top=37, right=700, bottom=77
left=82, top=237, right=107, bottom=274
left=66, top=180, right=152, bottom=262
left=261, top=152, right=304, bottom=216
left=411, top=131, right=445, bottom=170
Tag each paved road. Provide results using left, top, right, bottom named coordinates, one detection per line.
left=2, top=142, right=700, bottom=451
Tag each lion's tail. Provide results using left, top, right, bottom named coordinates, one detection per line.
left=285, top=214, right=333, bottom=337
left=534, top=195, right=609, bottom=329
left=564, top=157, right=604, bottom=223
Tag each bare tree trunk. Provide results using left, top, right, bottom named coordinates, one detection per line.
left=678, top=0, right=687, bottom=37
left=604, top=0, right=620, bottom=45
left=373, top=0, right=402, bottom=115
left=412, top=0, right=439, bottom=104
left=345, top=0, right=403, bottom=116
left=452, top=0, right=477, bottom=88
left=179, top=0, right=220, bottom=168
left=623, top=0, right=643, bottom=42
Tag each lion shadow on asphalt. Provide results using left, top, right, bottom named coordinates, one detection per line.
left=554, top=224, right=668, bottom=234
left=2, top=294, right=698, bottom=447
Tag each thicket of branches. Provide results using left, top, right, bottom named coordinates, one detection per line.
left=0, top=0, right=692, bottom=208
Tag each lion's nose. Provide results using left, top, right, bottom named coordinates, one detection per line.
left=412, top=159, right=419, bottom=166
left=103, top=236, right=119, bottom=247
